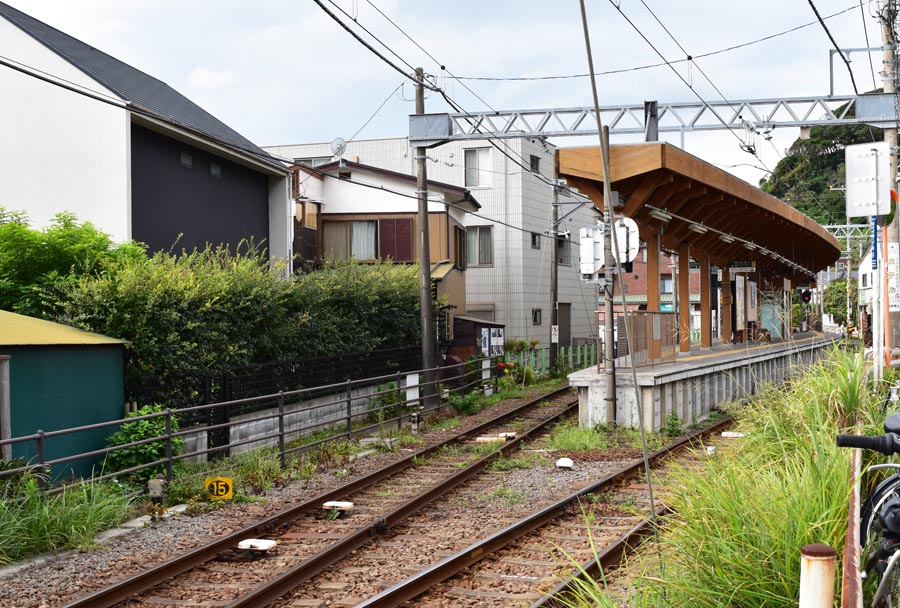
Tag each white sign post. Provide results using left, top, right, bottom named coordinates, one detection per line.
left=846, top=141, right=891, bottom=218
left=889, top=242, right=900, bottom=313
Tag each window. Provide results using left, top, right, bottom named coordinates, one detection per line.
left=210, top=161, right=222, bottom=179
left=304, top=201, right=318, bottom=229
left=532, top=308, right=542, bottom=326
left=295, top=156, right=331, bottom=168
left=323, top=221, right=377, bottom=260
left=466, top=226, right=493, bottom=266
left=862, top=273, right=869, bottom=288
left=556, top=236, right=571, bottom=265
left=351, top=221, right=377, bottom=259
left=379, top=218, right=413, bottom=262
left=464, top=148, right=491, bottom=188
left=531, top=232, right=541, bottom=250
left=179, top=152, right=193, bottom=170
left=641, top=243, right=648, bottom=263
left=530, top=154, right=540, bottom=173
left=338, top=171, right=351, bottom=180
left=454, top=226, right=466, bottom=269
left=661, top=276, right=674, bottom=293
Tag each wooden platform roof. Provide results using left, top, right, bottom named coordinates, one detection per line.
left=559, top=143, right=841, bottom=278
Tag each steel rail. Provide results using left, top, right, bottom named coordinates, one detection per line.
left=62, top=386, right=575, bottom=608
left=225, top=400, right=578, bottom=607
left=355, top=418, right=732, bottom=608
left=530, top=505, right=672, bottom=608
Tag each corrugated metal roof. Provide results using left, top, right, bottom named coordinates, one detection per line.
left=0, top=311, right=125, bottom=346
left=0, top=1, right=270, bottom=161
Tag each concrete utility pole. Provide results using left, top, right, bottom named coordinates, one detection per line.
left=550, top=153, right=559, bottom=371
left=881, top=1, right=900, bottom=354
left=415, top=67, right=436, bottom=401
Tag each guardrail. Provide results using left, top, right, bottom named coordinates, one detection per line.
left=0, top=356, right=501, bottom=494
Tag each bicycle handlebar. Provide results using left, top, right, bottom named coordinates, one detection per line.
left=837, top=433, right=900, bottom=455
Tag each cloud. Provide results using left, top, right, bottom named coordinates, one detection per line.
left=188, top=67, right=238, bottom=89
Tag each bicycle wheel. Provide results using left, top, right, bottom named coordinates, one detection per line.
left=862, top=475, right=900, bottom=543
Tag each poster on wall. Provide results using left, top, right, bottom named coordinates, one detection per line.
left=480, top=328, right=490, bottom=356
left=735, top=275, right=745, bottom=331
left=489, top=328, right=504, bottom=356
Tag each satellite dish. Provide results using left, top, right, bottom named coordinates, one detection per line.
left=330, top=137, right=347, bottom=159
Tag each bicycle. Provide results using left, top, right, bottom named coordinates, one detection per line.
left=837, top=413, right=900, bottom=608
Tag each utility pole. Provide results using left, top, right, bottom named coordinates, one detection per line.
left=881, top=0, right=899, bottom=358
left=601, top=125, right=617, bottom=424
left=550, top=150, right=559, bottom=371
left=415, top=67, right=436, bottom=402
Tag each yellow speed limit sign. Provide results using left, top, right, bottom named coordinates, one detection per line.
left=205, top=477, right=233, bottom=500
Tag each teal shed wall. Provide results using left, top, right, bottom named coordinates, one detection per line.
left=6, top=346, right=124, bottom=478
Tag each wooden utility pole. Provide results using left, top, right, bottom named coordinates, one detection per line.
left=415, top=68, right=436, bottom=401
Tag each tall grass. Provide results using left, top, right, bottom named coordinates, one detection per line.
left=556, top=348, right=882, bottom=607
left=0, top=473, right=132, bottom=565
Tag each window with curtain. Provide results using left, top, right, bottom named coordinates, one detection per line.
left=464, top=148, right=491, bottom=188
left=351, top=221, right=377, bottom=259
left=466, top=226, right=492, bottom=266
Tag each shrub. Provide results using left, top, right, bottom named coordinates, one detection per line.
left=105, top=405, right=182, bottom=482
left=448, top=391, right=480, bottom=415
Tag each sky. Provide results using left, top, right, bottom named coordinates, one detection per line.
left=3, top=0, right=889, bottom=187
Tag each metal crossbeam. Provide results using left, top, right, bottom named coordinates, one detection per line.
left=823, top=224, right=873, bottom=241
left=411, top=94, right=896, bottom=142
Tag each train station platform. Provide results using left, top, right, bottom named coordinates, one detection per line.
left=568, top=332, right=837, bottom=431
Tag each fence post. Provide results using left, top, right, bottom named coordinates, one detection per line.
left=396, top=371, right=403, bottom=432
left=799, top=544, right=836, bottom=608
left=164, top=409, right=173, bottom=484
left=35, top=430, right=46, bottom=489
left=345, top=379, right=353, bottom=438
left=277, top=391, right=286, bottom=469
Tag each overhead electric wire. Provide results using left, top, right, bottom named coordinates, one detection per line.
left=311, top=0, right=438, bottom=92
left=453, top=4, right=858, bottom=82
left=606, top=0, right=772, bottom=173
left=324, top=0, right=416, bottom=74
left=363, top=0, right=497, bottom=112
left=808, top=0, right=860, bottom=94
left=353, top=0, right=594, bottom=204
left=860, top=0, right=879, bottom=90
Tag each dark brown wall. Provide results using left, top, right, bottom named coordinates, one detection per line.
left=130, top=125, right=268, bottom=255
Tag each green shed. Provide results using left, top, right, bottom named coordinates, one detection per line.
left=0, top=311, right=126, bottom=478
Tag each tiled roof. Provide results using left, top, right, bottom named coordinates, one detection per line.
left=0, top=1, right=271, bottom=160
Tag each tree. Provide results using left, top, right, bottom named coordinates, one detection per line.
left=823, top=279, right=857, bottom=326
left=0, top=209, right=145, bottom=314
left=759, top=100, right=882, bottom=225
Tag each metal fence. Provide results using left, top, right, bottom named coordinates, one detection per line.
left=503, top=344, right=597, bottom=374
left=0, top=355, right=500, bottom=494
left=130, top=346, right=424, bottom=411
left=598, top=311, right=677, bottom=368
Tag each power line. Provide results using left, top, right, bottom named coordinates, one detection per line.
left=324, top=0, right=416, bottom=74
left=606, top=0, right=772, bottom=173
left=363, top=0, right=497, bottom=112
left=452, top=4, right=858, bottom=82
left=347, top=82, right=403, bottom=144
left=311, top=0, right=438, bottom=92
left=808, top=0, right=860, bottom=94
left=860, top=0, right=879, bottom=90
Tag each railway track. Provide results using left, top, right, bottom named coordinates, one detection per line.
left=62, top=386, right=728, bottom=608
left=63, top=387, right=577, bottom=608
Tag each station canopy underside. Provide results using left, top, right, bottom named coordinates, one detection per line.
left=559, top=143, right=841, bottom=279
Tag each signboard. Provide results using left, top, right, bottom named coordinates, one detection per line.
left=846, top=141, right=891, bottom=217
left=551, top=325, right=559, bottom=344
left=205, top=477, right=233, bottom=500
left=890, top=242, right=900, bottom=312
left=579, top=218, right=640, bottom=279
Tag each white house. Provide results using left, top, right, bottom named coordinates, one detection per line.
left=266, top=136, right=599, bottom=347
left=0, top=2, right=292, bottom=268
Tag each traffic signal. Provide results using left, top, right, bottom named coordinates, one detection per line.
left=801, top=289, right=812, bottom=304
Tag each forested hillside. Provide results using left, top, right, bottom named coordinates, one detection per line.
left=759, top=117, right=882, bottom=225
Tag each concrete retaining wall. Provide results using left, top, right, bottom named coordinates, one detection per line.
left=569, top=336, right=834, bottom=432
